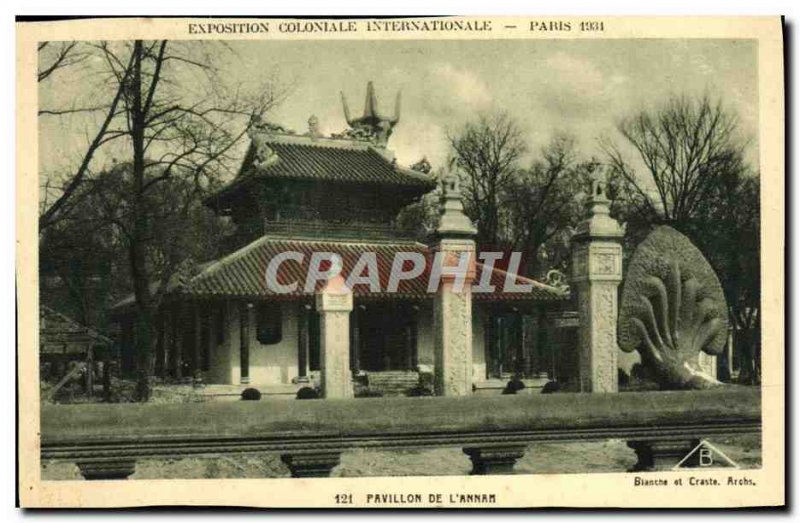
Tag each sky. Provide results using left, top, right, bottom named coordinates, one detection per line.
left=39, top=38, right=758, bottom=184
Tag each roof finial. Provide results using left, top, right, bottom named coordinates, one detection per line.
left=364, top=81, right=378, bottom=119
left=339, top=81, right=401, bottom=147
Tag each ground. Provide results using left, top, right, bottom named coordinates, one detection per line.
left=41, top=434, right=761, bottom=480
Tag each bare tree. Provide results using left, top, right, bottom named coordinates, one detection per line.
left=504, top=134, right=590, bottom=277
left=447, top=116, right=590, bottom=278
left=448, top=112, right=526, bottom=249
left=40, top=40, right=285, bottom=400
left=604, top=95, right=748, bottom=227
left=37, top=41, right=123, bottom=231
left=37, top=42, right=87, bottom=83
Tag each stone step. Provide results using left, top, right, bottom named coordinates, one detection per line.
left=366, top=371, right=420, bottom=396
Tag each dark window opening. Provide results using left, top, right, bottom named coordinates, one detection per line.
left=256, top=303, right=282, bottom=345
left=485, top=310, right=552, bottom=380
left=356, top=304, right=418, bottom=372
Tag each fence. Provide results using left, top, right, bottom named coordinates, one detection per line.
left=40, top=387, right=760, bottom=479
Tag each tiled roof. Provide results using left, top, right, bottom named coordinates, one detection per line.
left=165, top=236, right=567, bottom=303
left=207, top=136, right=435, bottom=205
left=40, top=305, right=113, bottom=352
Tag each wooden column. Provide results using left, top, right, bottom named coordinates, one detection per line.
left=405, top=312, right=417, bottom=370
left=514, top=311, right=524, bottom=376
left=192, top=303, right=201, bottom=380
left=240, top=303, right=250, bottom=384
left=536, top=306, right=550, bottom=378
left=204, top=307, right=213, bottom=373
left=84, top=346, right=94, bottom=397
left=297, top=304, right=309, bottom=378
left=350, top=305, right=360, bottom=372
left=485, top=313, right=498, bottom=379
left=102, top=354, right=112, bottom=402
left=155, top=314, right=166, bottom=377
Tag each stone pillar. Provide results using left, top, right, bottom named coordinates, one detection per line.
left=463, top=446, right=527, bottom=475
left=77, top=460, right=136, bottom=480
left=281, top=452, right=341, bottom=478
left=316, top=275, right=353, bottom=398
left=627, top=439, right=700, bottom=471
left=570, top=172, right=624, bottom=393
left=433, top=173, right=478, bottom=396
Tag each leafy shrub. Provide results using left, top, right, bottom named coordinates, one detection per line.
left=296, top=387, right=319, bottom=400
left=502, top=377, right=526, bottom=395
left=241, top=388, right=262, bottom=401
left=540, top=381, right=560, bottom=394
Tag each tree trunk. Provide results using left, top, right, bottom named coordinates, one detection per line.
left=129, top=40, right=157, bottom=402
left=134, top=309, right=155, bottom=401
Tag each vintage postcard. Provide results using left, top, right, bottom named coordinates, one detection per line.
left=17, top=16, right=784, bottom=508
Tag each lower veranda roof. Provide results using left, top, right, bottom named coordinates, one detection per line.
left=169, top=236, right=567, bottom=302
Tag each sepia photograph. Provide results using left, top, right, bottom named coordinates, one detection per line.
left=16, top=16, right=784, bottom=508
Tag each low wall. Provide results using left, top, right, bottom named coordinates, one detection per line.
left=40, top=387, right=760, bottom=478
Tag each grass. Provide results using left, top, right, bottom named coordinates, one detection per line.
left=41, top=434, right=761, bottom=480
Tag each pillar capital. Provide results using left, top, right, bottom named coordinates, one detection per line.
left=315, top=274, right=353, bottom=312
left=432, top=238, right=477, bottom=284
left=571, top=170, right=624, bottom=244
left=435, top=172, right=477, bottom=240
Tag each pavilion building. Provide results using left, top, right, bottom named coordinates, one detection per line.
left=113, top=82, right=574, bottom=397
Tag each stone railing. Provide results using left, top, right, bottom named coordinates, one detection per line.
left=40, top=388, right=760, bottom=479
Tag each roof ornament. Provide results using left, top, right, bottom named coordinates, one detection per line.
left=411, top=157, right=432, bottom=174
left=307, top=114, right=322, bottom=139
left=545, top=269, right=570, bottom=293
left=248, top=114, right=283, bottom=169
left=435, top=171, right=477, bottom=238
left=338, top=81, right=401, bottom=147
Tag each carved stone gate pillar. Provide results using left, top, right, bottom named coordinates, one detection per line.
left=570, top=173, right=624, bottom=393
left=316, top=275, right=353, bottom=398
left=433, top=173, right=478, bottom=396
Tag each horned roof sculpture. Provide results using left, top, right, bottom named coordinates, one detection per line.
left=340, top=81, right=401, bottom=147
